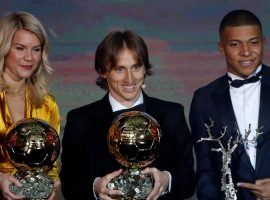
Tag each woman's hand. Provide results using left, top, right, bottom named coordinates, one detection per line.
left=0, top=172, right=25, bottom=200
left=48, top=180, right=61, bottom=200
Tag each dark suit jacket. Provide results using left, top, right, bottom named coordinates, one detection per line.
left=60, top=92, right=195, bottom=200
left=189, top=65, right=270, bottom=200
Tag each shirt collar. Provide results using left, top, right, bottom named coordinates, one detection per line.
left=109, top=92, right=144, bottom=112
left=227, top=65, right=262, bottom=81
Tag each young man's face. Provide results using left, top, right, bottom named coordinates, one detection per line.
left=219, top=25, right=264, bottom=78
left=101, top=48, right=145, bottom=107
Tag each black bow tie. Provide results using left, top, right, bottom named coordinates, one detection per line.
left=227, top=70, right=262, bottom=88
left=112, top=103, right=145, bottom=119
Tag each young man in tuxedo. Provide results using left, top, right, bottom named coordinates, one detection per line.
left=60, top=30, right=195, bottom=200
left=190, top=9, right=270, bottom=199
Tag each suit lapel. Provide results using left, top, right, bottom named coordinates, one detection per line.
left=213, top=75, right=254, bottom=171
left=143, top=92, right=159, bottom=119
left=258, top=65, right=270, bottom=135
left=212, top=76, right=237, bottom=137
left=256, top=65, right=270, bottom=172
left=98, top=93, right=114, bottom=118
left=95, top=93, right=115, bottom=136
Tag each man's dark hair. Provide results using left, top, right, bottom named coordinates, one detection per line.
left=95, top=30, right=152, bottom=90
left=219, top=9, right=262, bottom=39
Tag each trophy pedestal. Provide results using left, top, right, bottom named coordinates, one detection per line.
left=108, top=168, right=153, bottom=200
left=9, top=170, right=53, bottom=200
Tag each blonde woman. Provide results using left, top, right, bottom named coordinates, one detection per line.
left=0, top=12, right=60, bottom=200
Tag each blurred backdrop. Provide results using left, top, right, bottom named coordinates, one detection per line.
left=1, top=1, right=270, bottom=199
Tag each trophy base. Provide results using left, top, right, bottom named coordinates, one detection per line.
left=9, top=170, right=53, bottom=200
left=107, top=168, right=153, bottom=200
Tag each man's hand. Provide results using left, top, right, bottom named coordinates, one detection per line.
left=0, top=172, right=25, bottom=200
left=94, top=169, right=123, bottom=200
left=238, top=178, right=270, bottom=200
left=142, top=167, right=170, bottom=200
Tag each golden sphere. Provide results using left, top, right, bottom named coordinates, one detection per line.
left=108, top=111, right=161, bottom=168
left=5, top=118, right=60, bottom=172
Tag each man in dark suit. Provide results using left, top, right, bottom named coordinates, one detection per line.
left=190, top=9, right=270, bottom=200
left=60, top=30, right=195, bottom=200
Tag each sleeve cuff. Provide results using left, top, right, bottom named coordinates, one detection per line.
left=93, top=177, right=100, bottom=199
left=162, top=170, right=172, bottom=195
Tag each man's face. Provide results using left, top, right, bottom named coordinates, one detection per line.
left=219, top=25, right=264, bottom=78
left=101, top=48, right=145, bottom=107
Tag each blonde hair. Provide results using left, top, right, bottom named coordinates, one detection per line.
left=0, top=11, right=53, bottom=106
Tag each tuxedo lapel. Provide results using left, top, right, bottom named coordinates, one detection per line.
left=212, top=76, right=237, bottom=137
left=143, top=92, right=159, bottom=119
left=258, top=65, right=270, bottom=136
left=256, top=65, right=270, bottom=172
left=257, top=84, right=270, bottom=136
left=95, top=93, right=115, bottom=135
left=98, top=93, right=114, bottom=119
left=212, top=76, right=253, bottom=171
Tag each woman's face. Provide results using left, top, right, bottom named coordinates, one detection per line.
left=4, top=29, right=42, bottom=81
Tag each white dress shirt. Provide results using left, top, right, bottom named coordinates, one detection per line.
left=109, top=92, right=144, bottom=112
left=228, top=65, right=262, bottom=169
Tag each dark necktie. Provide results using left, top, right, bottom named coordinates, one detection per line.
left=227, top=70, right=262, bottom=88
left=112, top=103, right=145, bottom=119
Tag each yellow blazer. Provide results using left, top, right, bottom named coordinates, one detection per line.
left=0, top=91, right=60, bottom=179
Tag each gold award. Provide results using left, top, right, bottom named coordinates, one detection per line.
left=5, top=118, right=60, bottom=199
left=107, top=111, right=161, bottom=199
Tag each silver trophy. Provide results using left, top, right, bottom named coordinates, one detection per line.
left=107, top=111, right=162, bottom=200
left=5, top=118, right=60, bottom=200
left=197, top=119, right=263, bottom=200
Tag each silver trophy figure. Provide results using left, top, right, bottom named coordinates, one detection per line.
left=197, top=119, right=240, bottom=200
left=197, top=119, right=263, bottom=200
